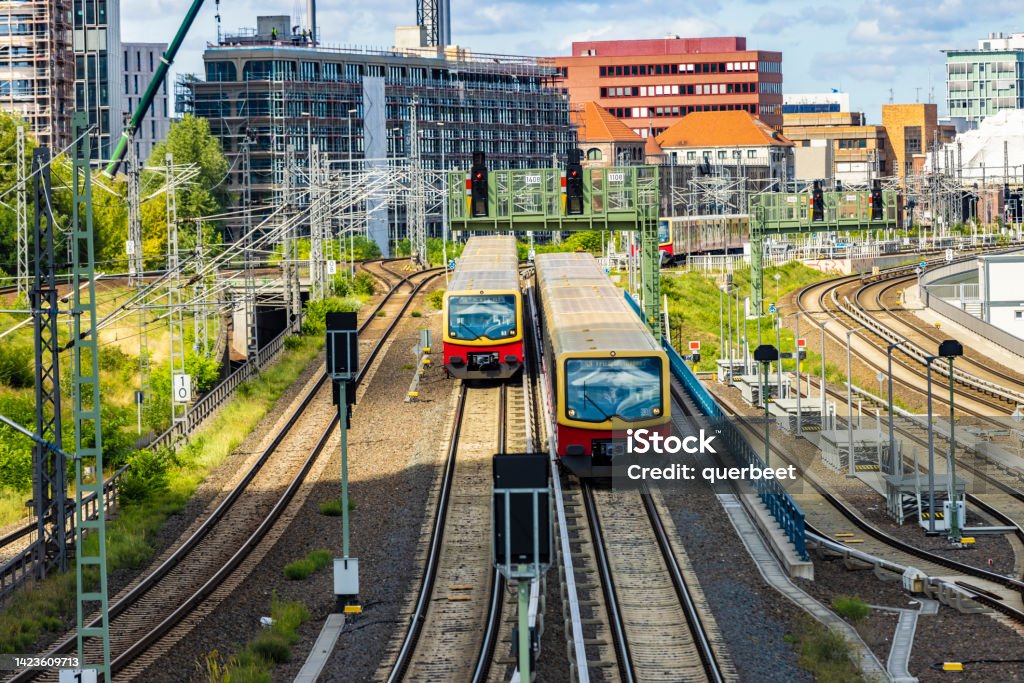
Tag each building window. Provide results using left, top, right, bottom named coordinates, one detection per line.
left=1016, top=310, right=1023, bottom=320
left=718, top=150, right=727, bottom=159
left=748, top=150, right=757, bottom=158
left=586, top=148, right=602, bottom=161
left=687, top=151, right=696, bottom=160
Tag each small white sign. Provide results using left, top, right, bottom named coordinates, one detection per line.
left=172, top=374, right=192, bottom=403
left=327, top=260, right=338, bottom=275
left=845, top=194, right=857, bottom=202
left=60, top=671, right=97, bottom=683
left=608, top=172, right=625, bottom=182
left=945, top=248, right=954, bottom=262
left=786, top=196, right=797, bottom=203
left=524, top=174, right=541, bottom=185
left=126, top=240, right=136, bottom=255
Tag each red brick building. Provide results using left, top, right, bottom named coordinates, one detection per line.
left=549, top=37, right=784, bottom=138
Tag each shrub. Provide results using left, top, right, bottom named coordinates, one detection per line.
left=117, top=448, right=171, bottom=504
left=250, top=632, right=291, bottom=664
left=283, top=549, right=332, bottom=580
left=427, top=289, right=444, bottom=310
left=410, top=310, right=422, bottom=318
left=353, top=271, right=376, bottom=297
left=831, top=595, right=870, bottom=622
left=0, top=343, right=33, bottom=389
left=301, top=297, right=362, bottom=336
left=789, top=618, right=860, bottom=682
left=283, top=335, right=304, bottom=351
left=318, top=498, right=355, bottom=516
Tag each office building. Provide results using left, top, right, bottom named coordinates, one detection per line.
left=784, top=111, right=888, bottom=183
left=183, top=15, right=574, bottom=247
left=549, top=36, right=784, bottom=138
left=944, top=32, right=1024, bottom=127
left=782, top=92, right=850, bottom=115
left=122, top=42, right=170, bottom=163
left=0, top=0, right=73, bottom=149
left=72, top=0, right=122, bottom=161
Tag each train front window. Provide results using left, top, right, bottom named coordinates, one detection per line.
left=658, top=220, right=670, bottom=243
left=565, top=357, right=663, bottom=423
left=448, top=295, right=517, bottom=341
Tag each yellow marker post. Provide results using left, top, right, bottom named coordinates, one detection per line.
left=942, top=663, right=964, bottom=672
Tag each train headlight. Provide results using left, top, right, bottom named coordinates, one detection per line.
left=451, top=330, right=457, bottom=338
left=508, top=329, right=516, bottom=336
left=568, top=409, right=576, bottom=418
left=653, top=407, right=661, bottom=416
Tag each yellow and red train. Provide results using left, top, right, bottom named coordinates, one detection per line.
left=442, top=235, right=524, bottom=379
left=534, top=252, right=671, bottom=477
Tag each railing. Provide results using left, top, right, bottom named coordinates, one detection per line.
left=0, top=321, right=300, bottom=600
left=624, top=293, right=809, bottom=560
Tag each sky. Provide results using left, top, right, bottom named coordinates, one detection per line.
left=121, top=0, right=1022, bottom=123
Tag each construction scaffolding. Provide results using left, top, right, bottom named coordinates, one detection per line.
left=0, top=0, right=73, bottom=150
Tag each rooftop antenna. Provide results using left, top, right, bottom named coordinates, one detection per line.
left=215, top=0, right=221, bottom=43
left=888, top=88, right=894, bottom=104
left=915, top=87, right=921, bottom=103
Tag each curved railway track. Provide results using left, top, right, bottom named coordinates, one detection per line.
left=6, top=264, right=443, bottom=682
left=700, top=385, right=1024, bottom=623
left=0, top=260, right=407, bottom=557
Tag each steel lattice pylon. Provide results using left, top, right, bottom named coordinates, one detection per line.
left=16, top=126, right=28, bottom=300
left=166, top=153, right=187, bottom=425
left=70, top=111, right=112, bottom=679
left=126, top=124, right=144, bottom=287
left=31, top=146, right=67, bottom=576
left=309, top=142, right=326, bottom=301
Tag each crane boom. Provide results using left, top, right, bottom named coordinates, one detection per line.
left=104, top=0, right=207, bottom=177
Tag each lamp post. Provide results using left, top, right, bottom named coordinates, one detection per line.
left=845, top=327, right=864, bottom=476
left=754, top=345, right=779, bottom=466
left=924, top=354, right=938, bottom=533
left=423, top=121, right=449, bottom=284
left=792, top=311, right=802, bottom=433
left=820, top=319, right=828, bottom=428
left=886, top=339, right=910, bottom=475
left=775, top=304, right=783, bottom=399
left=938, top=339, right=964, bottom=542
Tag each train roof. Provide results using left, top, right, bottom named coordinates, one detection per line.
left=447, top=235, right=520, bottom=294
left=535, top=252, right=662, bottom=356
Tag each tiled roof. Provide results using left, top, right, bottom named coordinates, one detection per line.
left=656, top=110, right=794, bottom=148
left=644, top=135, right=663, bottom=155
left=572, top=101, right=643, bottom=143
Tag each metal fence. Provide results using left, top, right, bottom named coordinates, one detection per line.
left=624, top=293, right=809, bottom=560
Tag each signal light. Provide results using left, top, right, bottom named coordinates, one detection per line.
left=566, top=148, right=584, bottom=216
left=471, top=151, right=488, bottom=218
left=811, top=180, right=824, bottom=222
left=871, top=179, right=883, bottom=221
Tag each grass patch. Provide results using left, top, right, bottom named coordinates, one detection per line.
left=283, top=549, right=333, bottom=580
left=400, top=363, right=415, bottom=371
left=376, top=310, right=386, bottom=317
left=831, top=595, right=871, bottom=623
left=205, top=594, right=310, bottom=682
left=0, top=334, right=325, bottom=654
left=787, top=618, right=863, bottom=683
left=426, top=289, right=444, bottom=310
left=318, top=498, right=356, bottom=516
left=410, top=310, right=422, bottom=318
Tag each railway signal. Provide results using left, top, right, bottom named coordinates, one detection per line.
left=811, top=180, right=824, bottom=222
left=493, top=454, right=551, bottom=681
left=566, top=148, right=584, bottom=215
left=870, top=179, right=883, bottom=221
left=938, top=339, right=964, bottom=543
left=470, top=151, right=488, bottom=218
left=326, top=312, right=360, bottom=609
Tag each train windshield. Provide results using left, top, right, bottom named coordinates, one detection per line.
left=448, top=295, right=517, bottom=341
left=565, top=357, right=663, bottom=423
left=658, top=220, right=670, bottom=243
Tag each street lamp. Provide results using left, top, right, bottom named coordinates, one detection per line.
left=423, top=121, right=449, bottom=284
left=754, top=344, right=779, bottom=466
left=938, top=339, right=964, bottom=542
left=886, top=339, right=910, bottom=475
left=845, top=327, right=865, bottom=476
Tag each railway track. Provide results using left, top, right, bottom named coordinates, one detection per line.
left=6, top=265, right=443, bottom=682
left=582, top=481, right=731, bottom=683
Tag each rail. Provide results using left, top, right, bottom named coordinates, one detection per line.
left=624, top=292, right=809, bottom=561
left=837, top=291, right=1024, bottom=406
